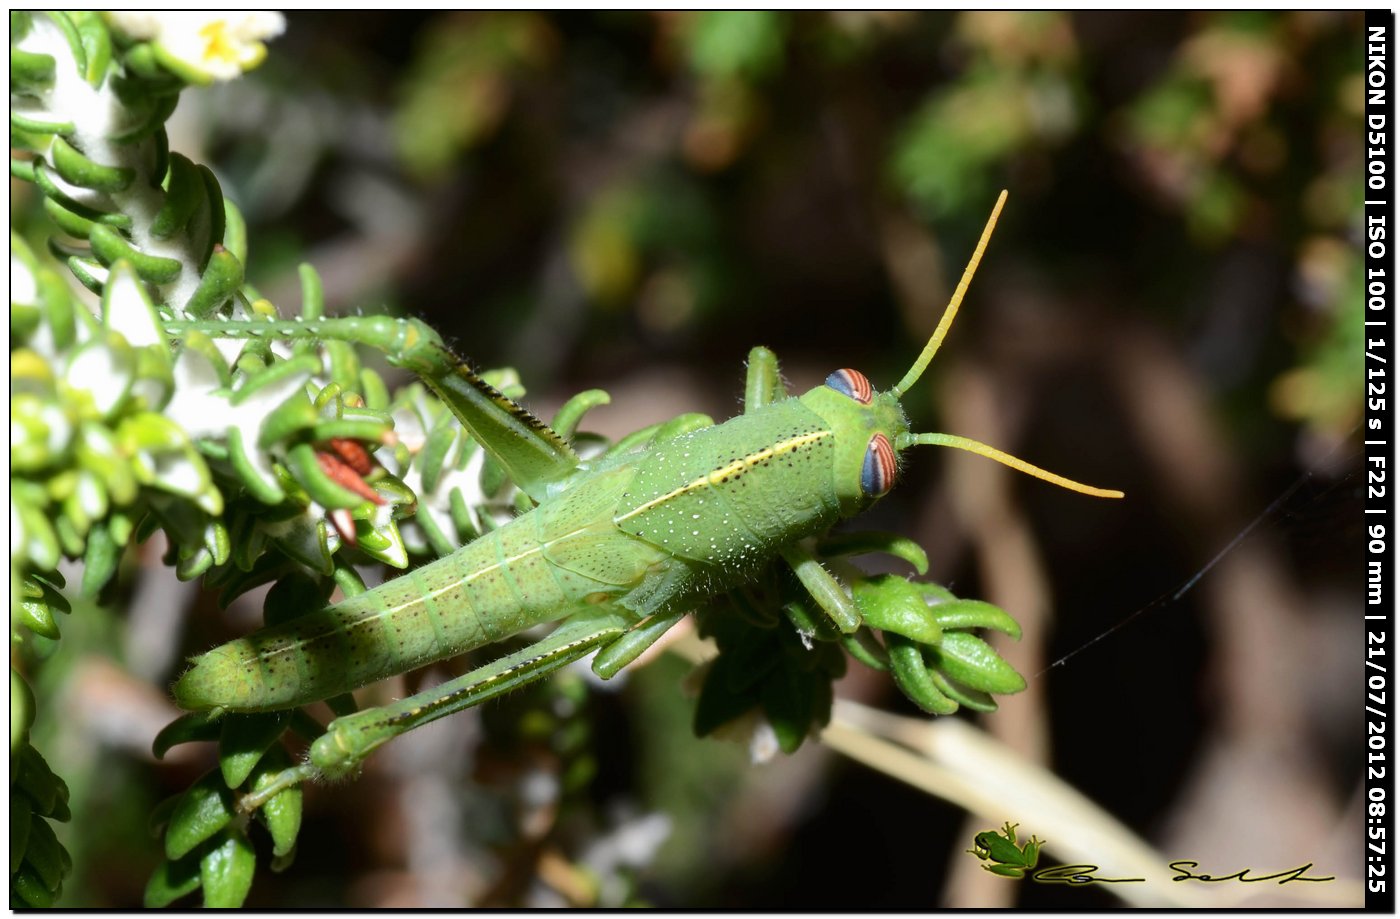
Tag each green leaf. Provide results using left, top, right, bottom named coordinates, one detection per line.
left=226, top=425, right=286, bottom=505
left=43, top=11, right=87, bottom=77
left=760, top=666, right=814, bottom=754
left=222, top=198, right=248, bottom=264
left=256, top=394, right=319, bottom=450
left=839, top=628, right=889, bottom=672
left=693, top=662, right=761, bottom=739
left=886, top=634, right=958, bottom=715
left=418, top=413, right=458, bottom=495
left=10, top=792, right=33, bottom=875
left=76, top=422, right=139, bottom=506
left=12, top=865, right=54, bottom=907
left=718, top=633, right=780, bottom=695
left=285, top=441, right=373, bottom=510
left=49, top=135, right=134, bottom=192
left=15, top=745, right=61, bottom=816
left=69, top=10, right=112, bottom=87
left=10, top=106, right=76, bottom=137
left=196, top=164, right=226, bottom=267
left=297, top=262, right=325, bottom=321
left=929, top=632, right=1026, bottom=696
left=927, top=669, right=1000, bottom=713
left=550, top=388, right=611, bottom=440
left=10, top=48, right=55, bottom=86
left=267, top=512, right=335, bottom=577
left=81, top=519, right=121, bottom=598
left=852, top=574, right=943, bottom=645
left=183, top=245, right=243, bottom=318
left=252, top=746, right=303, bottom=859
left=925, top=598, right=1022, bottom=639
left=18, top=595, right=61, bottom=640
left=143, top=853, right=202, bottom=908
left=819, top=531, right=929, bottom=575
left=151, top=153, right=203, bottom=240
left=218, top=713, right=291, bottom=788
left=781, top=599, right=839, bottom=642
left=262, top=571, right=330, bottom=628
left=199, top=830, right=257, bottom=908
left=87, top=223, right=182, bottom=283
left=11, top=668, right=35, bottom=752
left=165, top=769, right=236, bottom=860
left=40, top=193, right=95, bottom=237
left=22, top=813, right=65, bottom=891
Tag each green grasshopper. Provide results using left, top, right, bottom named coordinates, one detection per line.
left=165, top=191, right=1121, bottom=804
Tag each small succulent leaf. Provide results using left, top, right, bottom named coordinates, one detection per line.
left=719, top=633, right=780, bottom=695
left=218, top=712, right=292, bottom=788
left=262, top=571, right=331, bottom=628
left=164, top=769, right=235, bottom=860
left=852, top=574, right=944, bottom=645
left=252, top=746, right=303, bottom=859
left=924, top=598, right=1023, bottom=640
left=760, top=666, right=815, bottom=755
left=22, top=813, right=65, bottom=890
left=12, top=865, right=55, bottom=907
left=839, top=628, right=889, bottom=671
left=886, top=633, right=959, bottom=715
left=285, top=442, right=372, bottom=511
left=781, top=598, right=839, bottom=642
left=818, top=531, right=930, bottom=575
left=930, top=678, right=999, bottom=713
left=10, top=792, right=34, bottom=875
left=266, top=512, right=335, bottom=576
left=15, top=745, right=62, bottom=816
left=143, top=852, right=202, bottom=908
left=550, top=388, right=611, bottom=440
left=928, top=632, right=1026, bottom=696
left=198, top=829, right=256, bottom=908
left=693, top=662, right=761, bottom=739
left=80, top=520, right=121, bottom=597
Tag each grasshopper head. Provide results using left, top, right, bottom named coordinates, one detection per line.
left=798, top=370, right=910, bottom=517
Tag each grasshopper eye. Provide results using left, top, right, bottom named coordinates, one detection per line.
left=861, top=433, right=896, bottom=497
left=826, top=368, right=873, bottom=404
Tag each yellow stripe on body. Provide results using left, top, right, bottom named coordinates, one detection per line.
left=615, top=429, right=832, bottom=525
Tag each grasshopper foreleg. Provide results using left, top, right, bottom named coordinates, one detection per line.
left=591, top=610, right=688, bottom=679
left=743, top=346, right=786, bottom=413
left=780, top=544, right=862, bottom=634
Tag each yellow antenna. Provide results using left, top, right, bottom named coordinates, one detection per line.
left=889, top=189, right=1123, bottom=499
left=891, top=189, right=1008, bottom=397
left=894, top=432, right=1124, bottom=498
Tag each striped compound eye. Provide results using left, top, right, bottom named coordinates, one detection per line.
left=860, top=433, right=896, bottom=497
left=825, top=368, right=873, bottom=404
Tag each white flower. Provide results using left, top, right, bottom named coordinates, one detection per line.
left=108, top=11, right=286, bottom=82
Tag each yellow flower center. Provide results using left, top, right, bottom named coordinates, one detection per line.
left=198, top=20, right=240, bottom=65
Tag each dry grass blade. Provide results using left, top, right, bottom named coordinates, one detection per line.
left=822, top=701, right=1363, bottom=908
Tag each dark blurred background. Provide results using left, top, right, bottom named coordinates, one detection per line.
left=26, top=11, right=1365, bottom=907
